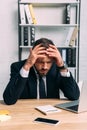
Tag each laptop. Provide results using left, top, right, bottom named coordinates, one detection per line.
left=55, top=80, right=87, bottom=113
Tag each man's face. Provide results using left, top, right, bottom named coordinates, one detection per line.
left=34, top=55, right=53, bottom=76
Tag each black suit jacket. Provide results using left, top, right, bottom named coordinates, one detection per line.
left=3, top=60, right=80, bottom=105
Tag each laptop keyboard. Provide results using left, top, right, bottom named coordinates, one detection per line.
left=66, top=105, right=78, bottom=111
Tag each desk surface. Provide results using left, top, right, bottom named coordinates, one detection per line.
left=0, top=99, right=87, bottom=130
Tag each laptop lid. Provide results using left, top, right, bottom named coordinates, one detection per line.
left=55, top=80, right=87, bottom=113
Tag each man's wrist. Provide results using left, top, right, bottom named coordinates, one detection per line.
left=23, top=64, right=31, bottom=71
left=58, top=63, right=68, bottom=70
left=20, top=67, right=29, bottom=78
left=60, top=70, right=70, bottom=77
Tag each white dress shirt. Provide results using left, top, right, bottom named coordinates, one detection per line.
left=20, top=67, right=70, bottom=99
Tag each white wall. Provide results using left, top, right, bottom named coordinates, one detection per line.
left=0, top=0, right=18, bottom=99
left=79, top=0, right=87, bottom=81
left=0, top=0, right=87, bottom=100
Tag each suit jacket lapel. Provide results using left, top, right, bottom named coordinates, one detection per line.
left=46, top=63, right=58, bottom=98
left=28, top=67, right=37, bottom=98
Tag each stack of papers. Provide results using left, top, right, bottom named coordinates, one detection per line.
left=35, top=105, right=61, bottom=115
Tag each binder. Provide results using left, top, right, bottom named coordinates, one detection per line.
left=66, top=48, right=76, bottom=67
left=20, top=26, right=30, bottom=46
left=24, top=4, right=33, bottom=24
left=69, top=27, right=78, bottom=47
left=59, top=48, right=76, bottom=67
left=71, top=48, right=76, bottom=67
left=66, top=4, right=71, bottom=24
left=19, top=4, right=26, bottom=24
left=24, top=27, right=28, bottom=46
left=64, top=27, right=78, bottom=46
left=28, top=4, right=37, bottom=24
left=30, top=27, right=35, bottom=46
left=66, top=48, right=72, bottom=67
left=20, top=27, right=24, bottom=46
left=61, top=49, right=66, bottom=63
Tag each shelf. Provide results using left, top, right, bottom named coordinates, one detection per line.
left=19, top=0, right=80, bottom=25
left=20, top=45, right=32, bottom=48
left=18, top=0, right=80, bottom=81
left=19, top=24, right=79, bottom=27
left=19, top=45, right=78, bottom=48
left=19, top=0, right=80, bottom=5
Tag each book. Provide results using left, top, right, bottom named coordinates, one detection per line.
left=0, top=115, right=11, bottom=122
left=64, top=27, right=78, bottom=46
left=28, top=4, right=37, bottom=24
left=0, top=110, right=10, bottom=115
left=65, top=4, right=71, bottom=24
left=19, top=4, right=26, bottom=24
left=35, top=105, right=61, bottom=115
left=24, top=4, right=33, bottom=24
left=69, top=27, right=78, bottom=47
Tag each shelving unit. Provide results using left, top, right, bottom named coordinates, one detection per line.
left=18, top=0, right=80, bottom=82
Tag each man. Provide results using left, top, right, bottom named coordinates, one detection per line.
left=3, top=38, right=80, bottom=105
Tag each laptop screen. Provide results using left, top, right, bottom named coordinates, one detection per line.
left=66, top=105, right=78, bottom=111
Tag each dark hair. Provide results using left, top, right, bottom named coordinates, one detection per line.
left=32, top=38, right=54, bottom=49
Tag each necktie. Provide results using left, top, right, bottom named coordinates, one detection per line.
left=39, top=76, right=46, bottom=98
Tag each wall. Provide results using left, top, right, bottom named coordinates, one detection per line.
left=0, top=0, right=87, bottom=100
left=79, top=0, right=87, bottom=81
left=0, top=0, right=18, bottom=99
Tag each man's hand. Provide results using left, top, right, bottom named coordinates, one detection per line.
left=23, top=44, right=47, bottom=71
left=46, top=44, right=64, bottom=67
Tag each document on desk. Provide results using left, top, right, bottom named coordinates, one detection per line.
left=35, top=105, right=61, bottom=115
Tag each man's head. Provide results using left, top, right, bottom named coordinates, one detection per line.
left=32, top=38, right=54, bottom=49
left=33, top=38, right=55, bottom=76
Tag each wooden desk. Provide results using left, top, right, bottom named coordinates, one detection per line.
left=0, top=99, right=87, bottom=130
